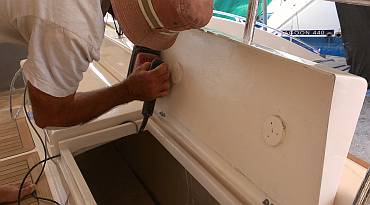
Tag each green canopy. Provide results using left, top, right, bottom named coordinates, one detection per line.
left=213, top=0, right=272, bottom=20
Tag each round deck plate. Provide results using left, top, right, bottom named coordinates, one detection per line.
left=263, top=115, right=286, bottom=147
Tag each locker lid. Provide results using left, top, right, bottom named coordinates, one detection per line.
left=150, top=29, right=367, bottom=205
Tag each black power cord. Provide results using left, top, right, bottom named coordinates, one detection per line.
left=17, top=155, right=61, bottom=205
left=138, top=60, right=164, bottom=133
left=138, top=117, right=149, bottom=133
left=17, top=86, right=61, bottom=205
left=108, top=6, right=123, bottom=37
left=126, top=46, right=162, bottom=134
left=23, top=85, right=47, bottom=184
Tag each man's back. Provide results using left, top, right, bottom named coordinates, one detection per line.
left=0, top=0, right=106, bottom=97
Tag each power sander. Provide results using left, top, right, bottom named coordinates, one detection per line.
left=127, top=46, right=164, bottom=133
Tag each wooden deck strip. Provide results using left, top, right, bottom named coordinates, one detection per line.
left=0, top=164, right=28, bottom=177
left=0, top=161, right=27, bottom=173
left=0, top=137, right=21, bottom=145
left=0, top=152, right=53, bottom=205
left=0, top=132, right=21, bottom=139
left=0, top=126, right=19, bottom=134
left=0, top=110, right=35, bottom=159
left=0, top=91, right=54, bottom=204
left=0, top=175, right=32, bottom=186
left=0, top=138, right=21, bottom=147
left=0, top=162, right=29, bottom=177
left=0, top=122, right=17, bottom=130
left=0, top=132, right=18, bottom=140
left=0, top=89, right=24, bottom=112
left=0, top=145, right=24, bottom=155
left=0, top=131, right=19, bottom=138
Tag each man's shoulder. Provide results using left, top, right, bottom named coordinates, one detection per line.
left=8, top=0, right=105, bottom=50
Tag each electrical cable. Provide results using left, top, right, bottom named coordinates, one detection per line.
left=137, top=60, right=163, bottom=134
left=18, top=86, right=61, bottom=205
left=113, top=18, right=123, bottom=37
left=17, top=155, right=61, bottom=205
left=106, top=6, right=123, bottom=37
left=9, top=67, right=23, bottom=120
left=23, top=86, right=47, bottom=184
left=138, top=117, right=149, bottom=133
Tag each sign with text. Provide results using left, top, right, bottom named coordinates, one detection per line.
left=282, top=30, right=335, bottom=36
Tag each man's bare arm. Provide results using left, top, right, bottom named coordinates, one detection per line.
left=28, top=62, right=170, bottom=128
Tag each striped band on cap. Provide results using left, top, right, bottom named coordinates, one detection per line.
left=138, top=0, right=179, bottom=35
left=138, top=0, right=164, bottom=29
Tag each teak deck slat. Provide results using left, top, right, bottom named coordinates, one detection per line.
left=0, top=164, right=28, bottom=177
left=0, top=89, right=24, bottom=112
left=0, top=138, right=21, bottom=148
left=0, top=152, right=53, bottom=205
left=0, top=110, right=35, bottom=159
left=0, top=161, right=27, bottom=172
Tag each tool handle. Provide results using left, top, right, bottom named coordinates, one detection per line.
left=142, top=59, right=164, bottom=117
left=127, top=46, right=160, bottom=77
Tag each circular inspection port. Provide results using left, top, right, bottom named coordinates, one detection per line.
left=263, top=115, right=286, bottom=147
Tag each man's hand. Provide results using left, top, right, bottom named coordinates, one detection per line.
left=0, top=182, right=35, bottom=203
left=125, top=62, right=170, bottom=101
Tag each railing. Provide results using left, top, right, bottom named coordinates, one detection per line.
left=212, top=10, right=320, bottom=54
left=255, top=21, right=321, bottom=54
left=243, top=0, right=259, bottom=45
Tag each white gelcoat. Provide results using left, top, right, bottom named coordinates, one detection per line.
left=155, top=29, right=367, bottom=204
left=44, top=28, right=367, bottom=205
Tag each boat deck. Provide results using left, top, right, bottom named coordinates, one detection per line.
left=0, top=152, right=53, bottom=205
left=0, top=111, right=35, bottom=159
left=0, top=90, right=54, bottom=205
